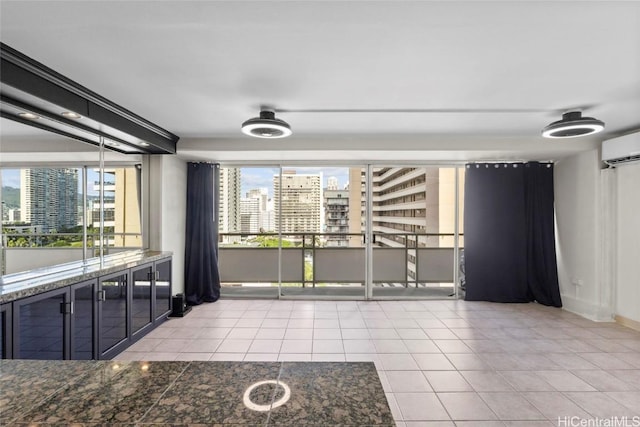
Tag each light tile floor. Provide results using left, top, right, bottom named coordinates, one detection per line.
left=116, top=299, right=640, bottom=426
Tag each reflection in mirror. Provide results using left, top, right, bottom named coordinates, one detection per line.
left=0, top=118, right=144, bottom=276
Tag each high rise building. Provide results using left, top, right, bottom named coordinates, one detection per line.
left=324, top=189, right=349, bottom=247
left=348, top=167, right=463, bottom=281
left=327, top=176, right=339, bottom=190
left=274, top=171, right=322, bottom=233
left=91, top=167, right=142, bottom=247
left=20, top=168, right=78, bottom=233
left=240, top=197, right=260, bottom=233
left=219, top=167, right=241, bottom=236
left=245, top=188, right=274, bottom=232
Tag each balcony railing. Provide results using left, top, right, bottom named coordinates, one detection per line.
left=219, top=232, right=463, bottom=288
left=1, top=232, right=143, bottom=274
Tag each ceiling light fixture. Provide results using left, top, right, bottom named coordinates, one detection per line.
left=18, top=112, right=39, bottom=120
left=242, top=108, right=292, bottom=139
left=61, top=111, right=82, bottom=119
left=542, top=111, right=605, bottom=139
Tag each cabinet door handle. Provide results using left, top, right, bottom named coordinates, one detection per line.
left=70, top=301, right=74, bottom=314
left=98, top=290, right=106, bottom=301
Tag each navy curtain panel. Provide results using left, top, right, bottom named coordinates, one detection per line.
left=184, top=162, right=220, bottom=305
left=463, top=162, right=562, bottom=307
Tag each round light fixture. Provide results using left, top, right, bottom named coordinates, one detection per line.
left=61, top=111, right=82, bottom=119
left=18, top=112, right=39, bottom=120
left=242, top=109, right=292, bottom=138
left=542, top=111, right=604, bottom=139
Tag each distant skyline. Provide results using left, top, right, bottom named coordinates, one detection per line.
left=239, top=167, right=350, bottom=198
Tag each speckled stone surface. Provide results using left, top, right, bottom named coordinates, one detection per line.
left=0, top=250, right=172, bottom=303
left=0, top=360, right=394, bottom=426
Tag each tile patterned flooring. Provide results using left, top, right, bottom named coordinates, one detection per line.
left=116, top=299, right=640, bottom=426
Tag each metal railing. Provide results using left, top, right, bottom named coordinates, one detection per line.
left=219, top=232, right=463, bottom=288
left=1, top=232, right=142, bottom=275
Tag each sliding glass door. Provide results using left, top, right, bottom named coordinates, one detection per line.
left=218, top=164, right=464, bottom=300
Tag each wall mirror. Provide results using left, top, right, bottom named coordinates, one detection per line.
left=0, top=117, right=145, bottom=277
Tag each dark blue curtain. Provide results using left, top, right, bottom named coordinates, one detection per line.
left=184, top=162, right=220, bottom=305
left=464, top=162, right=561, bottom=307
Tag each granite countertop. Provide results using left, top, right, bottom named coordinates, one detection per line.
left=0, top=250, right=172, bottom=303
left=0, top=360, right=394, bottom=426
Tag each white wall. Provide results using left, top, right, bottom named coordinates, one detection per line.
left=555, top=149, right=612, bottom=320
left=148, top=155, right=187, bottom=294
left=615, top=162, right=640, bottom=323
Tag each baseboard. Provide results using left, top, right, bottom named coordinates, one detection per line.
left=560, top=294, right=614, bottom=322
left=615, top=314, right=640, bottom=332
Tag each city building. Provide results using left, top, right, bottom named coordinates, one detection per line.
left=273, top=171, right=322, bottom=234
left=239, top=197, right=260, bottom=233
left=218, top=167, right=241, bottom=241
left=20, top=168, right=78, bottom=233
left=323, top=188, right=349, bottom=247
left=91, top=168, right=142, bottom=248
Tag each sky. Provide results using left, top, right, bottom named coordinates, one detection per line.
left=239, top=167, right=351, bottom=198
left=1, top=168, right=100, bottom=195
left=1, top=166, right=352, bottom=201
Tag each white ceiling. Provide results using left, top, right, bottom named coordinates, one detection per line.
left=1, top=1, right=639, bottom=163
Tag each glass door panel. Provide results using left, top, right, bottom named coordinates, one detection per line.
left=369, top=166, right=463, bottom=299
left=71, top=281, right=96, bottom=360
left=131, top=264, right=153, bottom=335
left=219, top=166, right=281, bottom=298
left=279, top=166, right=365, bottom=299
left=155, top=259, right=172, bottom=320
left=99, top=272, right=128, bottom=356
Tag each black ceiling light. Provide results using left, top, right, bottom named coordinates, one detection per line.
left=242, top=108, right=292, bottom=139
left=542, top=111, right=605, bottom=139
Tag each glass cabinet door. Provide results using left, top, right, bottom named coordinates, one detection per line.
left=71, top=280, right=96, bottom=360
left=15, top=289, right=69, bottom=360
left=154, top=259, right=172, bottom=321
left=1, top=304, right=12, bottom=359
left=99, top=272, right=128, bottom=356
left=131, top=264, right=153, bottom=335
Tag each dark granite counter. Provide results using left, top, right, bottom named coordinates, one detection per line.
left=0, top=360, right=394, bottom=426
left=0, top=250, right=172, bottom=303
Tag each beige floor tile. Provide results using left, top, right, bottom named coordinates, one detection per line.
left=571, top=369, right=638, bottom=391
left=386, top=371, right=432, bottom=393
left=460, top=371, right=515, bottom=392
left=312, top=339, right=344, bottom=353
left=564, top=392, right=638, bottom=418
left=280, top=339, right=312, bottom=354
left=445, top=354, right=492, bottom=371
left=378, top=353, right=420, bottom=371
left=479, top=392, right=545, bottom=420
left=437, top=392, right=497, bottom=421
left=217, top=338, right=252, bottom=353
left=413, top=353, right=456, bottom=371
left=535, top=370, right=597, bottom=391
left=423, top=371, right=473, bottom=392
left=394, top=392, right=450, bottom=421
left=498, top=371, right=554, bottom=391
left=248, top=339, right=282, bottom=353
left=522, top=392, right=591, bottom=420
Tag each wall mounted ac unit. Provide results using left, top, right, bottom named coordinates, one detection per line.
left=602, top=132, right=640, bottom=167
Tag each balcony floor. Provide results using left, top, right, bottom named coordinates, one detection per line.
left=116, top=299, right=640, bottom=425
